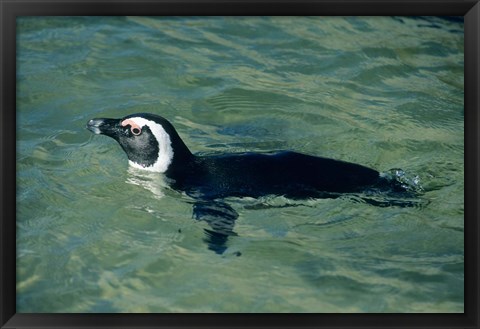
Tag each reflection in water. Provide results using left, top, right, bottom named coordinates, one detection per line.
left=127, top=166, right=240, bottom=254
left=126, top=166, right=169, bottom=199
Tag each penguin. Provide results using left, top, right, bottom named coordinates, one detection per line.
left=86, top=113, right=416, bottom=253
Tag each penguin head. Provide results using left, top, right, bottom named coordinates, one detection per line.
left=87, top=113, right=192, bottom=173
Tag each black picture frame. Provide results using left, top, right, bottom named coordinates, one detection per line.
left=1, top=1, right=478, bottom=328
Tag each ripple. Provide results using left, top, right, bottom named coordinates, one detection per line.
left=17, top=16, right=464, bottom=313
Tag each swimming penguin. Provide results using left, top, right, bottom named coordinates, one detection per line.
left=87, top=113, right=414, bottom=253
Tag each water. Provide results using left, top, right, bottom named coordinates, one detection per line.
left=16, top=16, right=464, bottom=313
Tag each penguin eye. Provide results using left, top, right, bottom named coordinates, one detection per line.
left=131, top=127, right=142, bottom=136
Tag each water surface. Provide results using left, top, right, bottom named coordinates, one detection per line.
left=17, top=16, right=464, bottom=313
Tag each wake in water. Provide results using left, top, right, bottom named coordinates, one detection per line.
left=356, top=168, right=428, bottom=208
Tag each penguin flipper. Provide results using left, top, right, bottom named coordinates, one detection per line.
left=192, top=201, right=239, bottom=254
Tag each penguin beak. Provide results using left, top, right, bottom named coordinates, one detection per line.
left=86, top=118, right=121, bottom=137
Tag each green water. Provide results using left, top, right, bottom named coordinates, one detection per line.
left=16, top=16, right=464, bottom=313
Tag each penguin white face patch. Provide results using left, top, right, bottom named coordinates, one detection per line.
left=120, top=117, right=174, bottom=173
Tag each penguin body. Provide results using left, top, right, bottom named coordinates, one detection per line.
left=171, top=151, right=381, bottom=200
left=87, top=113, right=383, bottom=200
